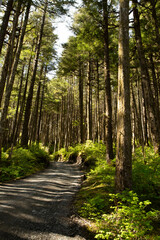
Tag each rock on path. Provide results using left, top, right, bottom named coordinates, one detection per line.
left=0, top=162, right=87, bottom=240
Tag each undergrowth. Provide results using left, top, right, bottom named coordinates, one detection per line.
left=0, top=143, right=50, bottom=183
left=55, top=142, right=160, bottom=239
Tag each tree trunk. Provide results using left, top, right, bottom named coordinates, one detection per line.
left=131, top=79, right=144, bottom=146
left=0, top=0, right=22, bottom=152
left=96, top=60, right=100, bottom=143
left=37, top=69, right=46, bottom=143
left=21, top=0, right=48, bottom=147
left=8, top=65, right=24, bottom=159
left=133, top=0, right=160, bottom=151
left=10, top=65, right=25, bottom=146
left=103, top=0, right=114, bottom=163
left=0, top=0, right=14, bottom=55
left=79, top=58, right=84, bottom=143
left=150, top=0, right=160, bottom=52
left=150, top=53, right=159, bottom=111
left=86, top=55, right=92, bottom=140
left=31, top=66, right=43, bottom=143
left=1, top=0, right=31, bottom=146
left=14, top=54, right=32, bottom=144
left=0, top=0, right=21, bottom=107
left=115, top=0, right=132, bottom=192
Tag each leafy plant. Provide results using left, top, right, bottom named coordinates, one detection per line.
left=79, top=195, right=107, bottom=220
left=95, top=191, right=159, bottom=240
left=0, top=145, right=51, bottom=183
left=132, top=146, right=160, bottom=201
left=73, top=143, right=160, bottom=239
left=29, top=143, right=50, bottom=167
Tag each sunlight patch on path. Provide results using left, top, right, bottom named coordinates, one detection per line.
left=0, top=162, right=86, bottom=240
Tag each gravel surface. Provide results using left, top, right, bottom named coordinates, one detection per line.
left=0, top=162, right=90, bottom=240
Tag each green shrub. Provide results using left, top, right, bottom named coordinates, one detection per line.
left=0, top=148, right=36, bottom=182
left=132, top=146, right=160, bottom=200
left=29, top=144, right=50, bottom=167
left=0, top=150, right=10, bottom=167
left=52, top=140, right=106, bottom=165
left=74, top=142, right=115, bottom=222
left=0, top=145, right=50, bottom=182
left=54, top=148, right=67, bottom=161
left=95, top=191, right=159, bottom=240
left=79, top=195, right=107, bottom=220
left=11, top=147, right=36, bottom=164
left=74, top=143, right=160, bottom=239
left=49, top=143, right=54, bottom=154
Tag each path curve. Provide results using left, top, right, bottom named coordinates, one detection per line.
left=0, top=162, right=87, bottom=240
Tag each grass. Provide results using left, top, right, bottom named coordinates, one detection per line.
left=0, top=143, right=50, bottom=183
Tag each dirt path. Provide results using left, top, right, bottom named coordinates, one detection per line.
left=0, top=162, right=89, bottom=240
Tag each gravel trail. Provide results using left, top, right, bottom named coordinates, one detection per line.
left=0, top=162, right=88, bottom=240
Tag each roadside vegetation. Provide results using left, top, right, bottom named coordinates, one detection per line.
left=53, top=141, right=160, bottom=239
left=1, top=140, right=160, bottom=238
left=0, top=144, right=50, bottom=183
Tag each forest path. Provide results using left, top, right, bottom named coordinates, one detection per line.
left=0, top=162, right=88, bottom=240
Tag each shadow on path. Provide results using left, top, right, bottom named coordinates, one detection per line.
left=0, top=162, right=94, bottom=240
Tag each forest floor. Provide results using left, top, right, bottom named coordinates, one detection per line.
left=0, top=162, right=93, bottom=240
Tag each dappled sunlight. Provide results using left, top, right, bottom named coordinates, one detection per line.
left=0, top=162, right=87, bottom=240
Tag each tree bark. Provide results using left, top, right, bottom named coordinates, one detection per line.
left=131, top=79, right=144, bottom=146
left=21, top=0, right=48, bottom=147
left=96, top=60, right=101, bottom=143
left=79, top=58, right=84, bottom=143
left=86, top=55, right=92, bottom=140
left=133, top=0, right=160, bottom=151
left=30, top=65, right=43, bottom=143
left=14, top=54, right=32, bottom=144
left=150, top=53, right=159, bottom=111
left=1, top=0, right=31, bottom=146
left=103, top=0, right=114, bottom=163
left=115, top=0, right=132, bottom=192
left=0, top=0, right=14, bottom=55
left=10, top=65, right=25, bottom=146
left=0, top=0, right=21, bottom=107
left=0, top=0, right=22, bottom=154
left=37, top=69, right=46, bottom=143
left=150, top=0, right=160, bottom=52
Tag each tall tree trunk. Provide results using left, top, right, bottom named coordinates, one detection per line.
left=133, top=0, right=160, bottom=151
left=131, top=79, right=144, bottom=146
left=21, top=0, right=48, bottom=147
left=8, top=65, right=24, bottom=159
left=44, top=114, right=50, bottom=146
left=0, top=0, right=14, bottom=55
left=37, top=69, right=46, bottom=143
left=0, top=0, right=22, bottom=157
left=115, top=0, right=132, bottom=192
left=0, top=0, right=21, bottom=107
left=1, top=0, right=31, bottom=146
left=150, top=0, right=160, bottom=52
left=31, top=66, right=43, bottom=143
left=103, top=0, right=114, bottom=163
left=79, top=58, right=84, bottom=143
left=86, top=55, right=92, bottom=140
left=96, top=60, right=100, bottom=143
left=150, top=53, right=159, bottom=110
left=141, top=83, right=149, bottom=145
left=14, top=54, right=32, bottom=144
left=10, top=65, right=25, bottom=146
